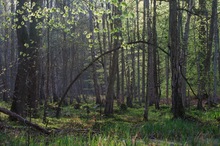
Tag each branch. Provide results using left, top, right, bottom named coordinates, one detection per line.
left=177, top=8, right=201, bottom=18
left=179, top=63, right=198, bottom=98
left=56, top=40, right=168, bottom=118
left=0, top=107, right=50, bottom=135
left=178, top=8, right=220, bottom=21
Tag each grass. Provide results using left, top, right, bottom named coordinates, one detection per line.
left=0, top=101, right=219, bottom=145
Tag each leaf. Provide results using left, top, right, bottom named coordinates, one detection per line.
left=86, top=33, right=92, bottom=39
left=94, top=28, right=99, bottom=33
left=121, top=2, right=127, bottom=7
left=21, top=21, right=25, bottom=25
left=24, top=43, right=29, bottom=48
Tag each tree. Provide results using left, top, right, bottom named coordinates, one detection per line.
left=143, top=0, right=148, bottom=120
left=136, top=0, right=141, bottom=104
left=104, top=0, right=122, bottom=116
left=28, top=0, right=43, bottom=116
left=11, top=0, right=42, bottom=117
left=142, top=0, right=146, bottom=110
left=11, top=0, right=32, bottom=117
left=197, top=0, right=207, bottom=110
left=89, top=0, right=101, bottom=104
left=152, top=0, right=159, bottom=109
left=180, top=0, right=193, bottom=107
left=212, top=0, right=219, bottom=104
left=169, top=0, right=185, bottom=118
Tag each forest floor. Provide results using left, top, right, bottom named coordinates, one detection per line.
left=0, top=99, right=220, bottom=146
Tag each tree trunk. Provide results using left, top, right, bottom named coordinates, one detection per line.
left=126, top=11, right=133, bottom=107
left=141, top=28, right=146, bottom=109
left=181, top=0, right=193, bottom=107
left=43, top=0, right=50, bottom=123
left=89, top=0, right=101, bottom=104
left=153, top=0, right=159, bottom=109
left=121, top=45, right=125, bottom=104
left=197, top=0, right=207, bottom=110
left=169, top=0, right=185, bottom=119
left=147, top=0, right=156, bottom=107
left=212, top=0, right=218, bottom=104
left=11, top=0, right=30, bottom=117
left=102, top=3, right=109, bottom=95
left=142, top=0, right=149, bottom=120
left=165, top=54, right=170, bottom=105
left=104, top=0, right=122, bottom=116
left=136, top=0, right=141, bottom=103
left=28, top=0, right=43, bottom=116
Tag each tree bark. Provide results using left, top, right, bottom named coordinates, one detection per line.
left=142, top=0, right=146, bottom=109
left=89, top=0, right=101, bottom=104
left=11, top=0, right=30, bottom=117
left=146, top=0, right=155, bottom=106
left=142, top=0, right=149, bottom=120
left=181, top=0, right=193, bottom=107
left=102, top=2, right=109, bottom=95
left=169, top=0, right=185, bottom=119
left=153, top=0, right=159, bottom=109
left=212, top=0, right=218, bottom=104
left=28, top=0, right=43, bottom=116
left=197, top=0, right=207, bottom=110
left=104, top=0, right=122, bottom=116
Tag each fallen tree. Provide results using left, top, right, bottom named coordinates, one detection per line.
left=0, top=107, right=50, bottom=135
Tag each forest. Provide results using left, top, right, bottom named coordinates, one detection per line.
left=0, top=0, right=220, bottom=145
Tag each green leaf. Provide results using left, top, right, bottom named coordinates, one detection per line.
left=86, top=33, right=92, bottom=39
left=94, top=28, right=99, bottom=33
left=24, top=43, right=29, bottom=48
left=121, top=2, right=127, bottom=7
left=21, top=21, right=25, bottom=25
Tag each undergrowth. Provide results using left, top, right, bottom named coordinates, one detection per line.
left=0, top=101, right=219, bottom=146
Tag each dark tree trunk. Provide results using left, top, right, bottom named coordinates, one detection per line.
left=11, top=0, right=30, bottom=117
left=28, top=0, right=43, bottom=117
left=43, top=0, right=50, bottom=123
left=104, top=0, right=122, bottom=116
left=142, top=0, right=146, bottom=108
left=89, top=0, right=101, bottom=105
left=181, top=0, right=193, bottom=107
left=101, top=3, right=109, bottom=95
left=197, top=0, right=207, bottom=110
left=126, top=9, right=133, bottom=107
left=146, top=0, right=157, bottom=107
left=212, top=0, right=219, bottom=104
left=169, top=0, right=185, bottom=119
left=153, top=0, right=160, bottom=109
left=104, top=50, right=118, bottom=115
left=206, top=0, right=217, bottom=106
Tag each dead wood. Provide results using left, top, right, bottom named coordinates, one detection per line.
left=0, top=107, right=50, bottom=135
